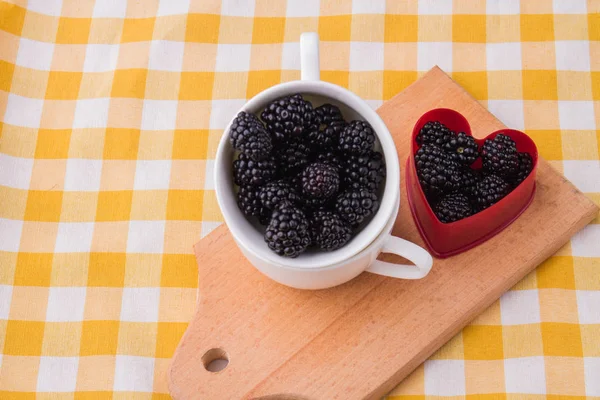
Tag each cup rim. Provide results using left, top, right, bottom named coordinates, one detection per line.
left=215, top=79, right=400, bottom=269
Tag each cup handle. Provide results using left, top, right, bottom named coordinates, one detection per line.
left=300, top=32, right=320, bottom=81
left=365, top=235, right=433, bottom=280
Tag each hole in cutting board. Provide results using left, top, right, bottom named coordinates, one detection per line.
left=202, top=348, right=229, bottom=372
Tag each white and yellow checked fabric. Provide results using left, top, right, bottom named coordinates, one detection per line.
left=0, top=0, right=598, bottom=398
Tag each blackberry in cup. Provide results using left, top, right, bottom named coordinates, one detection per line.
left=230, top=94, right=385, bottom=257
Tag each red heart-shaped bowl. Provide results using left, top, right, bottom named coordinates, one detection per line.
left=406, top=108, right=539, bottom=258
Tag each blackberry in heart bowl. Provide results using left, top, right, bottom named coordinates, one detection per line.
left=442, top=131, right=479, bottom=166
left=510, top=152, right=534, bottom=187
left=414, top=144, right=463, bottom=198
left=416, top=121, right=454, bottom=147
left=474, top=174, right=510, bottom=210
left=460, top=167, right=481, bottom=198
left=229, top=95, right=385, bottom=258
left=434, top=192, right=474, bottom=223
left=481, top=134, right=518, bottom=178
left=412, top=118, right=536, bottom=225
left=408, top=109, right=538, bottom=258
left=419, top=121, right=479, bottom=166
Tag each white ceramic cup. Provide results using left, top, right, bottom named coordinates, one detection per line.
left=214, top=33, right=433, bottom=290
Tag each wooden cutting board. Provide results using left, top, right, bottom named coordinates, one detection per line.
left=168, top=67, right=599, bottom=400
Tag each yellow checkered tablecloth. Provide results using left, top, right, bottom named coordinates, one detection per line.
left=0, top=0, right=598, bottom=398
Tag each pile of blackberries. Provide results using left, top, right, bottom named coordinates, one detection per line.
left=230, top=94, right=385, bottom=258
left=415, top=121, right=534, bottom=223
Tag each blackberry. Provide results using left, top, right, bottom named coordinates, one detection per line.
left=299, top=190, right=336, bottom=210
left=482, top=134, right=518, bottom=178
left=315, top=150, right=342, bottom=168
left=416, top=121, right=454, bottom=147
left=474, top=174, right=510, bottom=210
left=342, top=151, right=386, bottom=192
left=284, top=173, right=302, bottom=190
left=274, top=138, right=313, bottom=175
left=315, top=103, right=344, bottom=125
left=441, top=131, right=479, bottom=166
left=335, top=187, right=379, bottom=227
left=414, top=144, right=463, bottom=198
left=258, top=210, right=271, bottom=225
left=301, top=163, right=340, bottom=200
left=310, top=209, right=352, bottom=251
left=460, top=167, right=481, bottom=197
left=259, top=180, right=299, bottom=210
left=264, top=202, right=311, bottom=258
left=434, top=192, right=474, bottom=223
left=339, top=120, right=376, bottom=156
left=308, top=104, right=345, bottom=148
left=307, top=120, right=346, bottom=149
left=237, top=185, right=270, bottom=223
left=229, top=111, right=273, bottom=161
left=233, top=153, right=276, bottom=187
left=261, top=94, right=316, bottom=142
left=511, top=152, right=533, bottom=187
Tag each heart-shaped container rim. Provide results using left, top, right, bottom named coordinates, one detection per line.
left=406, top=108, right=539, bottom=258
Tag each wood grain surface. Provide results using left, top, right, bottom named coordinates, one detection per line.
left=168, top=67, right=599, bottom=400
